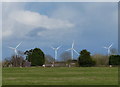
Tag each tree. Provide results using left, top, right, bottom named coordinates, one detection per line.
left=24, top=48, right=45, bottom=66
left=2, top=58, right=11, bottom=67
left=60, top=51, right=71, bottom=62
left=3, top=55, right=26, bottom=67
left=78, top=49, right=95, bottom=67
left=45, top=54, right=54, bottom=63
left=11, top=55, right=25, bottom=67
left=17, top=50, right=25, bottom=57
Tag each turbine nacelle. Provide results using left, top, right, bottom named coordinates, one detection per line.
left=51, top=45, right=61, bottom=61
left=103, top=43, right=113, bottom=49
left=66, top=41, right=79, bottom=60
left=103, top=43, right=113, bottom=56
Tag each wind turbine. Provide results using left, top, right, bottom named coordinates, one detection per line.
left=9, top=42, right=22, bottom=55
left=103, top=43, right=113, bottom=56
left=66, top=41, right=79, bottom=60
left=51, top=45, right=61, bottom=61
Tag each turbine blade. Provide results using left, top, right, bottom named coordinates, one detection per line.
left=9, top=47, right=15, bottom=50
left=66, top=48, right=71, bottom=51
left=103, top=47, right=108, bottom=49
left=16, top=42, right=22, bottom=48
left=109, top=44, right=113, bottom=48
left=73, top=49, right=79, bottom=55
left=57, top=45, right=61, bottom=49
left=51, top=46, right=55, bottom=50
left=72, top=41, right=74, bottom=48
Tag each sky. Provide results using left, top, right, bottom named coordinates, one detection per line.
left=1, top=2, right=118, bottom=61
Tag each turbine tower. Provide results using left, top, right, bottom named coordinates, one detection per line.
left=51, top=45, right=61, bottom=61
left=66, top=41, right=79, bottom=60
left=9, top=42, right=22, bottom=55
left=103, top=43, right=113, bottom=56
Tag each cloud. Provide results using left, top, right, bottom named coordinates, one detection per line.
left=2, top=2, right=74, bottom=40
left=3, top=30, right=13, bottom=38
left=2, top=2, right=26, bottom=39
left=10, top=10, right=74, bottom=30
left=46, top=3, right=118, bottom=46
left=2, top=3, right=117, bottom=42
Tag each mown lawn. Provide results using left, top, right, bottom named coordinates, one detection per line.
left=2, top=67, right=118, bottom=85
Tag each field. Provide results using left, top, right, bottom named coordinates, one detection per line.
left=2, top=67, right=118, bottom=85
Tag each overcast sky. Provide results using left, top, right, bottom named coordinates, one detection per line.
left=2, top=2, right=118, bottom=61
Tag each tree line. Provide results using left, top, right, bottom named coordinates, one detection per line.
left=3, top=48, right=120, bottom=67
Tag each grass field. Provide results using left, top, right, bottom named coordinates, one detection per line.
left=2, top=67, right=118, bottom=85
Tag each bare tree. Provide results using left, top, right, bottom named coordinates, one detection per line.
left=2, top=58, right=11, bottom=67
left=3, top=54, right=31, bottom=67
left=60, top=51, right=71, bottom=62
left=45, top=54, right=54, bottom=63
left=18, top=50, right=25, bottom=57
left=92, top=54, right=109, bottom=66
left=110, top=48, right=118, bottom=55
left=11, top=55, right=25, bottom=67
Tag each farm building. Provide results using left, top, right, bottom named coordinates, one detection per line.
left=44, top=60, right=78, bottom=67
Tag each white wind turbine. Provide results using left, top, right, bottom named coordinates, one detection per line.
left=9, top=42, right=22, bottom=55
left=66, top=41, right=79, bottom=60
left=103, top=43, right=113, bottom=56
left=51, top=45, right=61, bottom=61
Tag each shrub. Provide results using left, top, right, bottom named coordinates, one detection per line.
left=92, top=54, right=109, bottom=66
left=109, top=55, right=120, bottom=65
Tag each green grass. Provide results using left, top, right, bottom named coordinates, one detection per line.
left=2, top=67, right=118, bottom=85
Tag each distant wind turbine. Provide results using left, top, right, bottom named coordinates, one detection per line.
left=9, top=42, right=22, bottom=55
left=103, top=43, right=113, bottom=56
left=51, top=45, right=61, bottom=61
left=66, top=41, right=79, bottom=60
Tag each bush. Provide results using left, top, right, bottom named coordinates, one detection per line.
left=78, top=49, right=96, bottom=67
left=92, top=54, right=109, bottom=66
left=109, top=55, right=120, bottom=65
